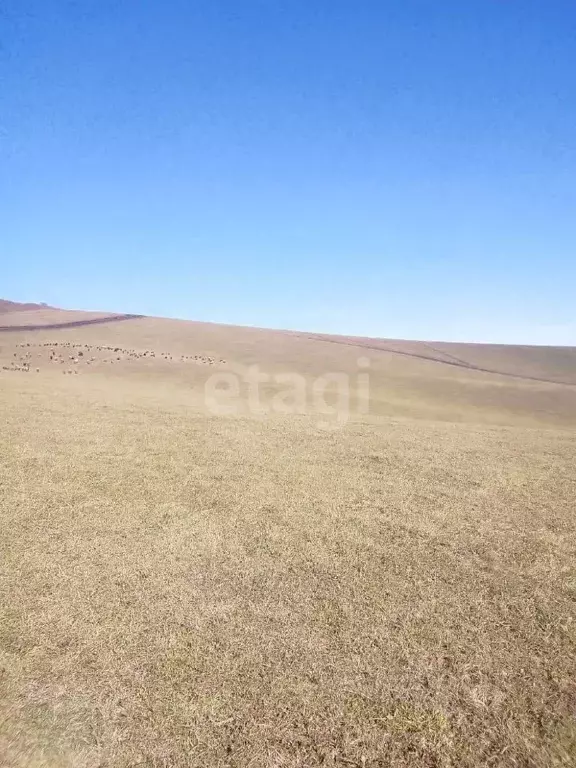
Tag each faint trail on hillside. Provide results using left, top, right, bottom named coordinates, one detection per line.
left=305, top=334, right=576, bottom=388
left=0, top=314, right=144, bottom=333
left=421, top=342, right=478, bottom=367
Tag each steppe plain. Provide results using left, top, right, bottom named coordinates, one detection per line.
left=1, top=304, right=575, bottom=767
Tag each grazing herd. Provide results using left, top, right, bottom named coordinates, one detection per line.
left=1, top=341, right=226, bottom=374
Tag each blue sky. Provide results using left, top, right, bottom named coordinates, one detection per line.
left=2, top=1, right=575, bottom=344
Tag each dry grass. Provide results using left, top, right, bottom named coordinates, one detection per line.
left=1, top=315, right=575, bottom=767
left=0, top=309, right=114, bottom=328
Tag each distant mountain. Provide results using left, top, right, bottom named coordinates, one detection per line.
left=0, top=299, right=53, bottom=313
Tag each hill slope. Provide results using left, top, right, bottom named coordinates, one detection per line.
left=1, top=310, right=575, bottom=767
left=1, top=310, right=574, bottom=426
left=0, top=298, right=53, bottom=313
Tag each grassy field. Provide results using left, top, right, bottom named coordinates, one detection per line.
left=0, top=309, right=114, bottom=327
left=1, top=311, right=575, bottom=767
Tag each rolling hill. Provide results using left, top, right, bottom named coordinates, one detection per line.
left=0, top=299, right=53, bottom=313
left=1, top=305, right=575, bottom=767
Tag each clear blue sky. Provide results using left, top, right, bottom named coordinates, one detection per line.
left=2, top=1, right=575, bottom=344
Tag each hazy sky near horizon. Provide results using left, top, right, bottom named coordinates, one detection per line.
left=2, top=1, right=575, bottom=344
